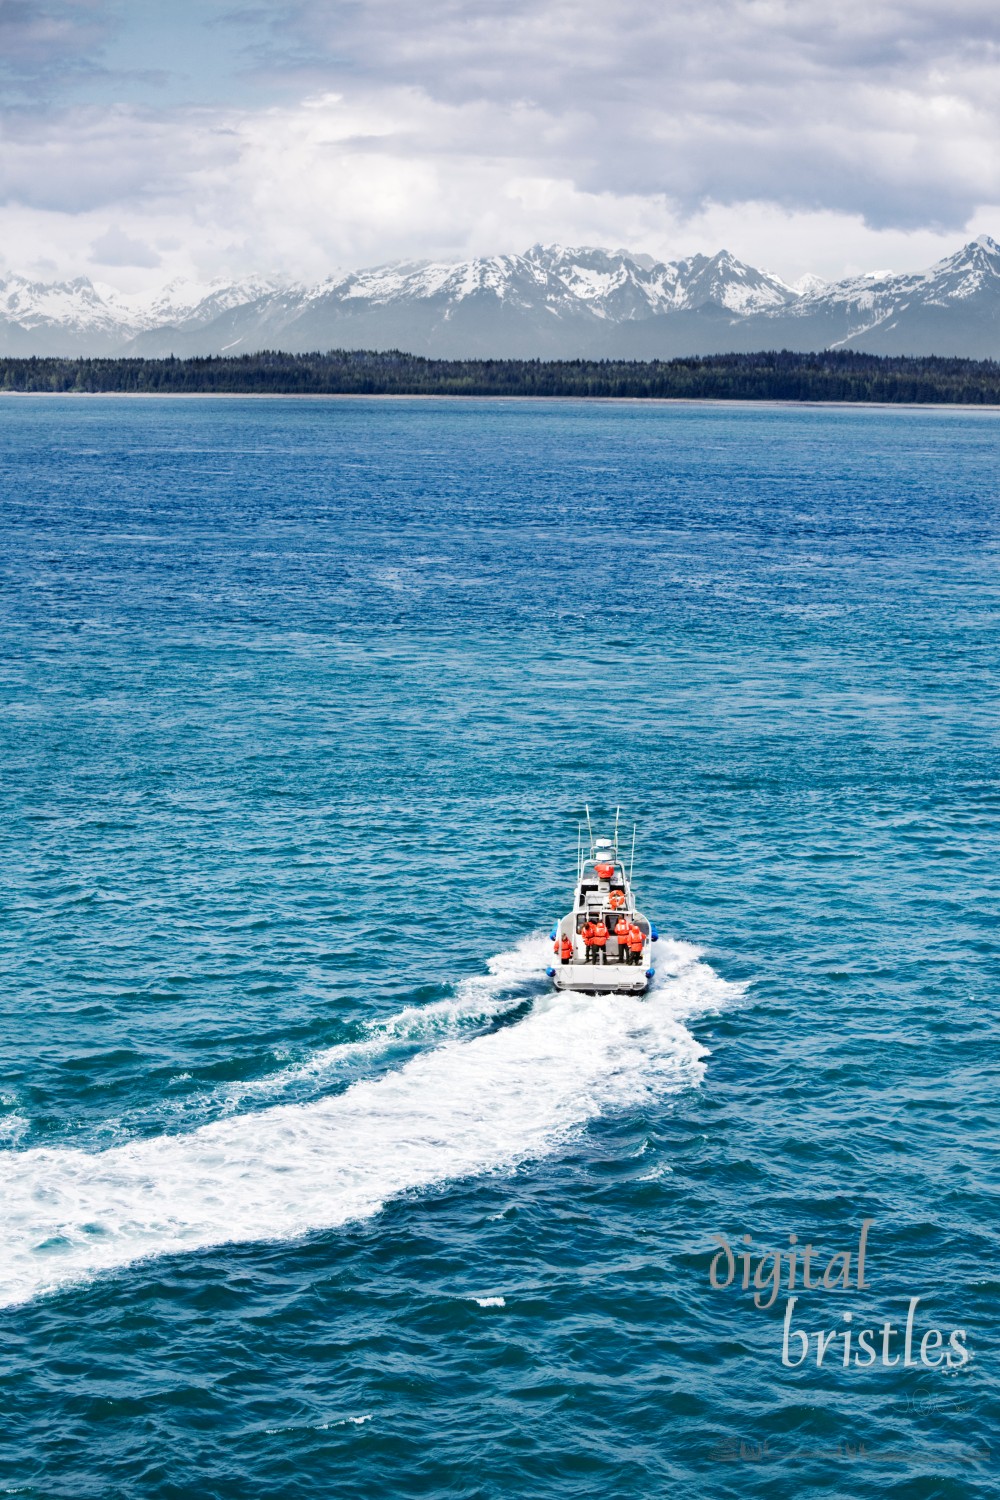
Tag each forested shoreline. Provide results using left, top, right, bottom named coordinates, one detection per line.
left=2, top=348, right=1000, bottom=403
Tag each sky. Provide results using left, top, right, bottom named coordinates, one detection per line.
left=1, top=0, right=999, bottom=290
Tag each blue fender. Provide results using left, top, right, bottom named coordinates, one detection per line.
left=650, top=926, right=659, bottom=942
left=549, top=927, right=557, bottom=941
left=546, top=966, right=556, bottom=978
left=645, top=967, right=655, bottom=980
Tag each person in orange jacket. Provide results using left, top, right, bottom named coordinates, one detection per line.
left=614, top=914, right=631, bottom=962
left=581, top=918, right=597, bottom=963
left=627, top=922, right=644, bottom=965
left=592, top=917, right=608, bottom=964
left=554, top=932, right=573, bottom=964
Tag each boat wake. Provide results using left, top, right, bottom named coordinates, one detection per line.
left=218, top=932, right=551, bottom=1110
left=0, top=936, right=740, bottom=1309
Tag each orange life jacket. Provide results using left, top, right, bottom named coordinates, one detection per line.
left=559, top=935, right=573, bottom=960
left=581, top=922, right=596, bottom=944
left=628, top=926, right=644, bottom=953
left=608, top=889, right=625, bottom=909
left=595, top=863, right=614, bottom=880
left=614, top=918, right=630, bottom=940
left=592, top=921, right=608, bottom=946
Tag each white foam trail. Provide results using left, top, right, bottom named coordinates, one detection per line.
left=219, top=932, right=547, bottom=1109
left=0, top=939, right=740, bottom=1308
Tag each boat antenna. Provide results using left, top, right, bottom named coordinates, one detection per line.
left=629, top=823, right=637, bottom=884
left=577, top=822, right=582, bottom=880
left=585, top=803, right=594, bottom=858
left=614, top=804, right=620, bottom=857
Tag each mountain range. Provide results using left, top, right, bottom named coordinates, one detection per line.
left=3, top=237, right=1000, bottom=360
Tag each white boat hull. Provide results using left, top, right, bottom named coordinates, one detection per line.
left=551, top=961, right=649, bottom=995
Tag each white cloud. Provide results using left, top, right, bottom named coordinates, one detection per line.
left=89, top=223, right=161, bottom=267
left=246, top=0, right=1000, bottom=223
left=1, top=2, right=1000, bottom=286
left=0, top=0, right=114, bottom=85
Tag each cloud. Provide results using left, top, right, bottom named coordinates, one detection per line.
left=0, top=1, right=999, bottom=286
left=0, top=0, right=115, bottom=92
left=0, top=88, right=991, bottom=293
left=89, top=222, right=160, bottom=266
left=0, top=102, right=241, bottom=213
left=231, top=0, right=1000, bottom=231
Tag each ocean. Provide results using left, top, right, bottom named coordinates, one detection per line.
left=0, top=395, right=996, bottom=1496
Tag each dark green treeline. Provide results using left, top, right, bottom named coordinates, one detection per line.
left=2, top=349, right=1000, bottom=402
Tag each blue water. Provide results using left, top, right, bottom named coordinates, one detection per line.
left=0, top=395, right=997, bottom=1497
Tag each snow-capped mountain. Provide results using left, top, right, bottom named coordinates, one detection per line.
left=117, top=275, right=284, bottom=332
left=0, top=272, right=289, bottom=353
left=0, top=275, right=135, bottom=351
left=749, top=235, right=1000, bottom=357
left=1, top=238, right=999, bottom=359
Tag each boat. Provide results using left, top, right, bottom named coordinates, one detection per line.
left=546, top=808, right=658, bottom=994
